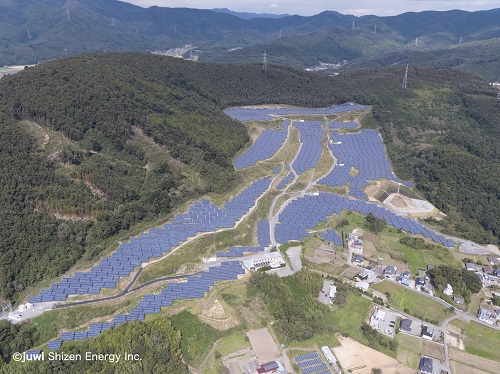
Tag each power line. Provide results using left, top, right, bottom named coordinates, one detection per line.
left=402, top=64, right=409, bottom=89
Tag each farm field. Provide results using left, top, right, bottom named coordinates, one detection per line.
left=449, top=320, right=500, bottom=362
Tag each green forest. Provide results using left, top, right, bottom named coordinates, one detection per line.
left=1, top=317, right=188, bottom=373
left=0, top=53, right=498, bottom=303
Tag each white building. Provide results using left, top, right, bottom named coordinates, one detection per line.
left=329, top=285, right=337, bottom=299
left=443, top=283, right=453, bottom=296
left=249, top=252, right=285, bottom=269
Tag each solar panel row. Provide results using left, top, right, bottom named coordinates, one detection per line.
left=295, top=352, right=319, bottom=362
left=302, top=364, right=328, bottom=374
left=30, top=179, right=271, bottom=304
left=328, top=121, right=359, bottom=129
left=224, top=104, right=369, bottom=122
left=47, top=261, right=245, bottom=349
left=277, top=172, right=294, bottom=189
left=319, top=129, right=404, bottom=198
left=234, top=121, right=289, bottom=169
left=318, top=229, right=342, bottom=246
left=275, top=192, right=454, bottom=247
left=293, top=121, right=324, bottom=175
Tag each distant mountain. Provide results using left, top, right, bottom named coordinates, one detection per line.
left=344, top=38, right=500, bottom=81
left=0, top=0, right=499, bottom=80
left=211, top=8, right=290, bottom=20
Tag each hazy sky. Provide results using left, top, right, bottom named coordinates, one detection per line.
left=124, top=0, right=500, bottom=16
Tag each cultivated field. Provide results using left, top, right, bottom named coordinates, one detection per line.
left=333, top=337, right=413, bottom=374
left=449, top=348, right=500, bottom=373
left=450, top=320, right=500, bottom=361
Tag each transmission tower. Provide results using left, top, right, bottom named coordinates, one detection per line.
left=402, top=64, right=409, bottom=89
left=498, top=90, right=500, bottom=100
left=263, top=51, right=267, bottom=69
left=67, top=9, right=70, bottom=21
left=27, top=28, right=32, bottom=39
left=112, top=17, right=115, bottom=27
left=415, top=37, right=418, bottom=46
left=459, top=37, right=463, bottom=44
left=352, top=20, right=355, bottom=29
left=279, top=30, right=282, bottom=38
left=374, top=24, right=377, bottom=34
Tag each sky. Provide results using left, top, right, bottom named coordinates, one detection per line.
left=124, top=0, right=500, bottom=16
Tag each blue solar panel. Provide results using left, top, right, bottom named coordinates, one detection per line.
left=295, top=352, right=319, bottom=362
left=30, top=178, right=270, bottom=304
left=293, top=121, right=324, bottom=175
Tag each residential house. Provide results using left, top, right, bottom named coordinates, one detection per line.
left=384, top=266, right=397, bottom=277
left=487, top=256, right=500, bottom=266
left=494, top=269, right=500, bottom=277
left=465, top=263, right=477, bottom=271
left=482, top=266, right=493, bottom=274
left=355, top=281, right=369, bottom=292
left=421, top=326, right=434, bottom=341
left=478, top=308, right=496, bottom=325
left=419, top=356, right=434, bottom=374
left=476, top=273, right=485, bottom=283
left=415, top=277, right=426, bottom=287
left=349, top=238, right=364, bottom=255
left=453, top=296, right=465, bottom=304
left=352, top=254, right=364, bottom=265
left=443, top=283, right=453, bottom=296
left=256, top=361, right=286, bottom=374
left=399, top=318, right=412, bottom=333
left=357, top=268, right=375, bottom=281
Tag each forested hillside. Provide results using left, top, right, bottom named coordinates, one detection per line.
left=0, top=53, right=498, bottom=302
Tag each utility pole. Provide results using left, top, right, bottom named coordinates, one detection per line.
left=402, top=64, right=409, bottom=90
left=263, top=51, right=267, bottom=69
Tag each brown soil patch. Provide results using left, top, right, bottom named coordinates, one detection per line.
left=247, top=328, right=279, bottom=365
left=421, top=341, right=445, bottom=361
left=332, top=337, right=413, bottom=374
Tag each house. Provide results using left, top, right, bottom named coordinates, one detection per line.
left=465, top=263, right=477, bottom=271
left=494, top=310, right=500, bottom=320
left=399, top=318, right=412, bottom=333
left=401, top=271, right=411, bottom=280
left=384, top=266, right=397, bottom=277
left=487, top=256, right=500, bottom=265
left=476, top=273, right=485, bottom=283
left=453, top=296, right=465, bottom=304
left=256, top=361, right=286, bottom=374
left=419, top=356, right=434, bottom=374
left=478, top=308, right=495, bottom=325
left=357, top=268, right=375, bottom=281
left=415, top=277, right=426, bottom=287
left=482, top=265, right=494, bottom=274
left=443, top=283, right=453, bottom=296
left=355, top=281, right=369, bottom=292
left=421, top=326, right=434, bottom=341
left=350, top=239, right=364, bottom=255
left=352, top=254, right=364, bottom=265
left=494, top=269, right=500, bottom=277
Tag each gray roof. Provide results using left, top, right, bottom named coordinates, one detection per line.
left=416, top=277, right=425, bottom=285
left=419, top=356, right=433, bottom=373
left=400, top=318, right=412, bottom=332
left=384, top=266, right=396, bottom=274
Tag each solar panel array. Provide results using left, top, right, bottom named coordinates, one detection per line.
left=30, top=179, right=271, bottom=304
left=224, top=104, right=369, bottom=122
left=234, top=121, right=289, bottom=170
left=46, top=261, right=245, bottom=350
left=295, top=353, right=330, bottom=374
left=275, top=192, right=454, bottom=247
left=328, top=121, right=359, bottom=129
left=216, top=219, right=270, bottom=257
left=293, top=121, right=324, bottom=175
left=295, top=352, right=319, bottom=362
left=319, top=130, right=402, bottom=198
left=319, top=229, right=342, bottom=246
left=278, top=172, right=294, bottom=189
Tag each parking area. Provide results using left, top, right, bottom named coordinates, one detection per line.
left=369, top=307, right=398, bottom=338
left=318, top=280, right=334, bottom=305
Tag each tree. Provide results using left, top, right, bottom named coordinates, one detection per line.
left=365, top=213, right=386, bottom=234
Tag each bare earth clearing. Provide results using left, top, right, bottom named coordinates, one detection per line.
left=332, top=337, right=413, bottom=374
